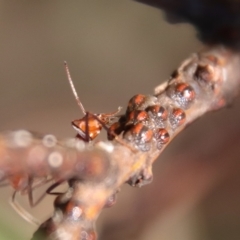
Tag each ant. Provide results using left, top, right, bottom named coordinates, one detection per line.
left=64, top=61, right=122, bottom=142
left=64, top=62, right=136, bottom=153
left=64, top=61, right=121, bottom=142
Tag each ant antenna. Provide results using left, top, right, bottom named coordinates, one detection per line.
left=64, top=61, right=86, bottom=115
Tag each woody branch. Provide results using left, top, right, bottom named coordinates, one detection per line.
left=6, top=45, right=238, bottom=239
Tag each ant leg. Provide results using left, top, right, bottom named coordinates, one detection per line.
left=108, top=128, right=137, bottom=153
left=10, top=179, right=65, bottom=225
left=31, top=177, right=54, bottom=191
left=27, top=177, right=34, bottom=207
left=29, top=179, right=66, bottom=207
left=46, top=179, right=66, bottom=195
left=101, top=106, right=122, bottom=117
left=89, top=113, right=137, bottom=153
left=10, top=190, right=40, bottom=226
left=28, top=177, right=53, bottom=207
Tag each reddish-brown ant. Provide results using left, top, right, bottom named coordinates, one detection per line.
left=64, top=61, right=122, bottom=142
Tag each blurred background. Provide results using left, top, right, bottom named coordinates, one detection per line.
left=0, top=1, right=240, bottom=240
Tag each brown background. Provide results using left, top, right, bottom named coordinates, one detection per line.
left=0, top=1, right=240, bottom=240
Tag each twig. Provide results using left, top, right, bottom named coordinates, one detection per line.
left=31, top=46, right=240, bottom=239
left=0, top=45, right=239, bottom=239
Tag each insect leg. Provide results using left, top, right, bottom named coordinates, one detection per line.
left=10, top=190, right=40, bottom=226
